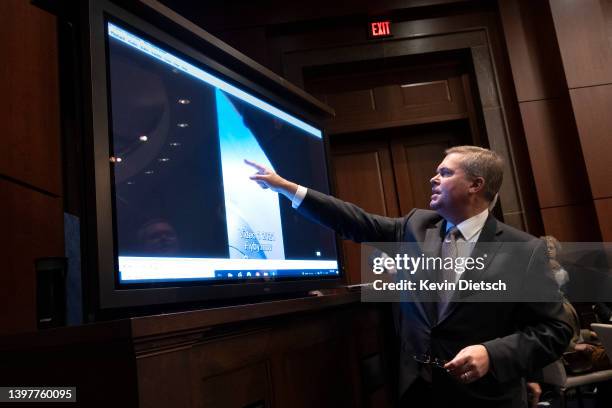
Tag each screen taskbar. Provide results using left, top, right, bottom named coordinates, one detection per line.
left=118, top=256, right=339, bottom=283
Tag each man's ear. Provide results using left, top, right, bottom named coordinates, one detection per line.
left=469, top=177, right=485, bottom=194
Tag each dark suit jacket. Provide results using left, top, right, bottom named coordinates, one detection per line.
left=298, top=189, right=572, bottom=408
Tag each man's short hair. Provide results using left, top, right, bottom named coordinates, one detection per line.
left=445, top=145, right=504, bottom=202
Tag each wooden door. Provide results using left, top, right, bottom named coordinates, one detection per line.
left=330, top=135, right=400, bottom=286
left=389, top=122, right=468, bottom=214
left=307, top=53, right=480, bottom=285
left=329, top=121, right=470, bottom=284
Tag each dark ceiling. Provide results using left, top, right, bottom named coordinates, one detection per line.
left=157, top=0, right=481, bottom=32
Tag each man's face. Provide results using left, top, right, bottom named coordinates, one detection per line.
left=140, top=221, right=180, bottom=254
left=545, top=239, right=557, bottom=260
left=429, top=153, right=473, bottom=213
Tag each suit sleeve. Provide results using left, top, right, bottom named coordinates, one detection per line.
left=296, top=189, right=406, bottom=243
left=482, top=241, right=573, bottom=383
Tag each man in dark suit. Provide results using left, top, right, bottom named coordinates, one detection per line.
left=246, top=146, right=571, bottom=407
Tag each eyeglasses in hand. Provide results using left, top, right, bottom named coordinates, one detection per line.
left=413, top=354, right=448, bottom=370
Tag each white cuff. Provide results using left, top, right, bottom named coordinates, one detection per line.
left=291, top=185, right=308, bottom=208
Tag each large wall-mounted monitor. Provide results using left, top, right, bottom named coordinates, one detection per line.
left=83, top=0, right=341, bottom=315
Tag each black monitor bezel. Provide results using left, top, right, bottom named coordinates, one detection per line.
left=84, top=0, right=344, bottom=313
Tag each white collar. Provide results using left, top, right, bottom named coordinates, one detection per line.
left=445, top=208, right=489, bottom=241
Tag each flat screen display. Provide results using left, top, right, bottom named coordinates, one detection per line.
left=105, top=21, right=339, bottom=285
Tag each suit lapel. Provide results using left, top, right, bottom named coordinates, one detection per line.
left=422, top=219, right=445, bottom=257
left=419, top=219, right=445, bottom=326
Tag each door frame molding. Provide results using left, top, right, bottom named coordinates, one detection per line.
left=281, top=25, right=528, bottom=230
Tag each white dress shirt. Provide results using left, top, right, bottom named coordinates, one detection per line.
left=291, top=185, right=308, bottom=208
left=446, top=208, right=489, bottom=252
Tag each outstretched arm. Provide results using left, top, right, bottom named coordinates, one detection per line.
left=245, top=159, right=403, bottom=242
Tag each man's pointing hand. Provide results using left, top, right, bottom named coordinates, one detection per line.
left=244, top=159, right=298, bottom=199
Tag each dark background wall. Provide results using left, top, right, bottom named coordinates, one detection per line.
left=1, top=0, right=63, bottom=335
left=499, top=0, right=606, bottom=242
left=3, top=0, right=612, bottom=335
left=161, top=0, right=611, bottom=242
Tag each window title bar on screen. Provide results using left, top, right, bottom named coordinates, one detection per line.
left=107, top=22, right=322, bottom=138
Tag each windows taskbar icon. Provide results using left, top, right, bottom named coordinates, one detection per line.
left=214, top=269, right=339, bottom=279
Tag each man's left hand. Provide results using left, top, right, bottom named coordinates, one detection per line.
left=444, top=345, right=490, bottom=383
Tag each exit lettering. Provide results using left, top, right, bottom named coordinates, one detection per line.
left=370, top=21, right=391, bottom=38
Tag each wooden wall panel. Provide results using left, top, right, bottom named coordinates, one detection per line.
left=159, top=306, right=368, bottom=408
left=550, top=0, right=612, bottom=89
left=308, top=60, right=469, bottom=135
left=595, top=198, right=612, bottom=242
left=138, top=350, right=192, bottom=408
left=519, top=98, right=590, bottom=208
left=570, top=85, right=612, bottom=199
left=384, top=76, right=467, bottom=124
left=1, top=296, right=390, bottom=408
left=188, top=329, right=274, bottom=379
left=1, top=0, right=64, bottom=336
left=332, top=150, right=397, bottom=216
left=331, top=141, right=400, bottom=284
left=1, top=179, right=63, bottom=334
left=499, top=0, right=608, bottom=239
left=0, top=0, right=61, bottom=194
left=486, top=3, right=548, bottom=235
left=400, top=80, right=450, bottom=105
left=282, top=339, right=355, bottom=408
left=482, top=106, right=522, bottom=227
left=198, top=363, right=271, bottom=408
left=326, top=89, right=376, bottom=116
left=498, top=0, right=566, bottom=101
left=391, top=140, right=452, bottom=214
left=541, top=204, right=601, bottom=242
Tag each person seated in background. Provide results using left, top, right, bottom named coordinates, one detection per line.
left=541, top=235, right=610, bottom=374
left=528, top=236, right=612, bottom=407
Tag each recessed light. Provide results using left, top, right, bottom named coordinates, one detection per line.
left=127, top=181, right=135, bottom=185
left=158, top=157, right=170, bottom=162
left=139, top=135, right=148, bottom=142
left=109, top=156, right=122, bottom=163
left=178, top=99, right=191, bottom=105
left=144, top=170, right=154, bottom=175
left=169, top=142, right=181, bottom=147
left=177, top=123, right=189, bottom=128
